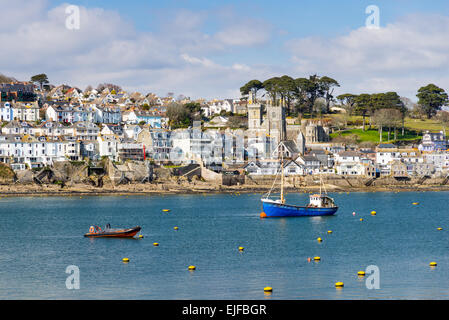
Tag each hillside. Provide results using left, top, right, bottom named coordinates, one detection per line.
left=0, top=73, right=17, bottom=83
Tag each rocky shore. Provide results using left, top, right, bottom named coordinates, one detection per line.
left=0, top=180, right=448, bottom=197
left=0, top=160, right=448, bottom=197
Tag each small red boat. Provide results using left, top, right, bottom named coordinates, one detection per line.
left=84, top=224, right=141, bottom=238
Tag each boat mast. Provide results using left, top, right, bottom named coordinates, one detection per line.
left=319, top=172, right=322, bottom=195
left=280, top=147, right=285, bottom=204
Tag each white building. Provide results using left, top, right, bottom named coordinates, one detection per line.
left=0, top=134, right=81, bottom=168
left=0, top=101, right=40, bottom=122
left=97, top=135, right=119, bottom=161
left=93, top=105, right=121, bottom=124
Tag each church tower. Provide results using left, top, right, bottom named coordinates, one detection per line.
left=265, top=98, right=286, bottom=143
left=247, top=92, right=263, bottom=130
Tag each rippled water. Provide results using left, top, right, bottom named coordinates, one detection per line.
left=0, top=191, right=448, bottom=299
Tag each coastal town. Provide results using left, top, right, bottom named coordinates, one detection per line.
left=0, top=74, right=449, bottom=194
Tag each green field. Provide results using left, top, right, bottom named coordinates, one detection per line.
left=330, top=128, right=420, bottom=144
left=325, top=114, right=444, bottom=133
left=323, top=114, right=445, bottom=144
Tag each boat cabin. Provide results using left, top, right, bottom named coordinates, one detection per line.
left=308, top=194, right=335, bottom=208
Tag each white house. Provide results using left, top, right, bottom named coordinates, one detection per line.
left=204, top=100, right=233, bottom=117
left=2, top=121, right=35, bottom=136
left=5, top=101, right=40, bottom=122
left=46, top=104, right=74, bottom=123
left=93, top=105, right=121, bottom=124
left=0, top=102, right=13, bottom=121
left=97, top=134, right=119, bottom=161
left=0, top=134, right=81, bottom=168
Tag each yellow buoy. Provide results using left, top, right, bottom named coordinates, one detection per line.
left=412, top=202, right=419, bottom=205
left=317, top=237, right=322, bottom=242
left=314, top=256, right=321, bottom=261
left=188, top=265, right=196, bottom=271
left=263, top=287, right=273, bottom=292
left=327, top=230, right=332, bottom=234
left=430, top=262, right=437, bottom=267
left=437, top=227, right=443, bottom=231
left=371, top=211, right=376, bottom=215
left=162, top=209, right=170, bottom=212
left=122, top=258, right=129, bottom=263
left=335, top=282, right=344, bottom=288
left=174, top=226, right=179, bottom=230
left=153, top=242, right=159, bottom=246
left=238, top=246, right=244, bottom=251
left=138, top=234, right=144, bottom=239
left=357, top=271, right=366, bottom=276
left=360, top=218, right=363, bottom=221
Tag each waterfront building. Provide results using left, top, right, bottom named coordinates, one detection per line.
left=145, top=130, right=172, bottom=164
left=296, top=154, right=321, bottom=175
left=117, top=139, right=144, bottom=161
left=0, top=134, right=81, bottom=168
left=97, top=134, right=119, bottom=161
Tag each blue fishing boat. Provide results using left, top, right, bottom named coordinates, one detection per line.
left=260, top=157, right=338, bottom=218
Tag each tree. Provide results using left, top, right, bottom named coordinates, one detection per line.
left=31, top=74, right=49, bottom=91
left=293, top=76, right=320, bottom=115
left=262, top=77, right=282, bottom=103
left=336, top=93, right=357, bottom=120
left=373, top=108, right=391, bottom=142
left=416, top=84, right=449, bottom=119
left=240, top=80, right=264, bottom=102
left=336, top=93, right=357, bottom=108
left=354, top=94, right=372, bottom=131
left=317, top=76, right=340, bottom=113
left=166, top=103, right=192, bottom=128
left=436, top=110, right=449, bottom=137
left=387, top=108, right=403, bottom=141
left=277, top=75, right=297, bottom=113
left=184, top=102, right=202, bottom=116
left=97, top=83, right=122, bottom=93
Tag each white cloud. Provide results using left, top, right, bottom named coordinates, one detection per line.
left=214, top=21, right=272, bottom=47
left=1, top=2, right=273, bottom=99
left=286, top=13, right=449, bottom=99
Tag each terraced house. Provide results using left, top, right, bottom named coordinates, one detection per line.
left=0, top=134, right=81, bottom=168
left=0, top=101, right=39, bottom=122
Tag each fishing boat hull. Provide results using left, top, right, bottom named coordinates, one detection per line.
left=262, top=201, right=338, bottom=217
left=84, top=226, right=141, bottom=238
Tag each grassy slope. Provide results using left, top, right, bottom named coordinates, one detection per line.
left=330, top=128, right=420, bottom=144
left=325, top=114, right=444, bottom=144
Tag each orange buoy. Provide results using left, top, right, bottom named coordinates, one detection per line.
left=260, top=212, right=267, bottom=218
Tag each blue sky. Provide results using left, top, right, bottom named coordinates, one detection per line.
left=4, top=0, right=449, bottom=99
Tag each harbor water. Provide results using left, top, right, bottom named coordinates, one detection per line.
left=0, top=191, right=448, bottom=299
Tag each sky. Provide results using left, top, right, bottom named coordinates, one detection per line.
left=3, top=0, right=449, bottom=100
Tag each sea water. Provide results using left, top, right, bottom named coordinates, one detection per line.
left=0, top=191, right=448, bottom=299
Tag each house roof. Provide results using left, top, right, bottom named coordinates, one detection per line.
left=338, top=151, right=360, bottom=157
left=280, top=140, right=301, bottom=154
left=378, top=143, right=397, bottom=149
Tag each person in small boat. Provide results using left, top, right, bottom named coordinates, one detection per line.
left=106, top=223, right=111, bottom=230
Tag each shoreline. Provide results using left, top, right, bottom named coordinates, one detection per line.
left=1, top=183, right=449, bottom=197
